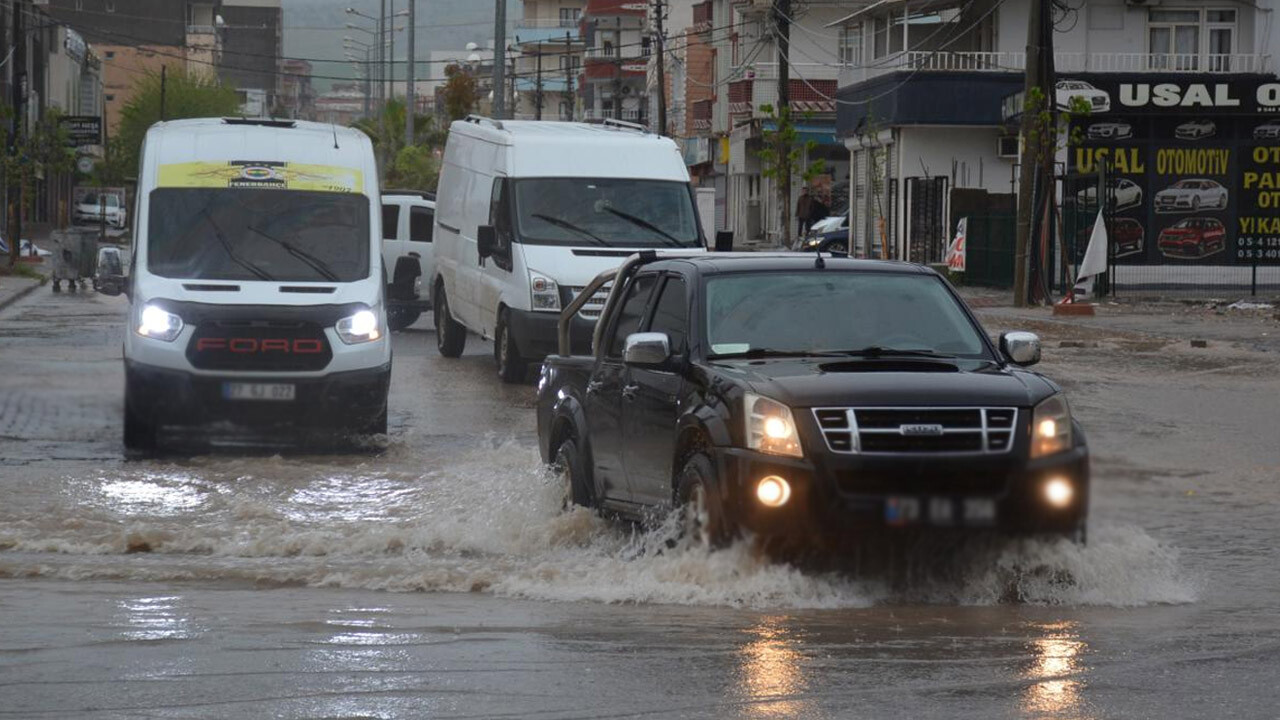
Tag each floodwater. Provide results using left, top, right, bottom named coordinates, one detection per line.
left=2, top=290, right=1279, bottom=718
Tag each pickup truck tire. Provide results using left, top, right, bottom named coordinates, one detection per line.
left=495, top=310, right=525, bottom=383
left=554, top=437, right=594, bottom=509
left=434, top=285, right=466, bottom=357
left=676, top=453, right=734, bottom=548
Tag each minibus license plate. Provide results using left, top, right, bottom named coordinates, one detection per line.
left=223, top=383, right=296, bottom=401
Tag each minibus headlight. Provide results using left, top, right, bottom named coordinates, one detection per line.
left=336, top=308, right=382, bottom=344
left=136, top=304, right=184, bottom=342
left=530, top=271, right=560, bottom=312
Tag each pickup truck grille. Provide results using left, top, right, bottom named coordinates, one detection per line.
left=567, top=284, right=611, bottom=319
left=813, top=407, right=1017, bottom=455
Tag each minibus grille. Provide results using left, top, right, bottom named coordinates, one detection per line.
left=567, top=284, right=611, bottom=320
left=186, top=321, right=333, bottom=372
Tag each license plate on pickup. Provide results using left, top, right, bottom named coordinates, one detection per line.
left=886, top=496, right=996, bottom=527
left=222, top=382, right=296, bottom=401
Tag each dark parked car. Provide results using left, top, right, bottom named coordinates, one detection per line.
left=536, top=253, right=1090, bottom=549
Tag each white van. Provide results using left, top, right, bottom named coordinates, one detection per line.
left=432, top=117, right=706, bottom=382
left=105, top=118, right=390, bottom=449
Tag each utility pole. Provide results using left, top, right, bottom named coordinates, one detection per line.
left=7, top=0, right=26, bottom=268
left=613, top=18, right=622, bottom=120
left=364, top=48, right=373, bottom=119
left=654, top=0, right=666, bottom=136
left=565, top=32, right=575, bottom=121
left=388, top=0, right=395, bottom=100
left=493, top=0, right=507, bottom=119
left=774, top=0, right=792, bottom=248
left=378, top=0, right=386, bottom=104
left=405, top=0, right=415, bottom=145
left=1013, top=0, right=1049, bottom=307
left=535, top=48, right=544, bottom=120
left=160, top=65, right=168, bottom=119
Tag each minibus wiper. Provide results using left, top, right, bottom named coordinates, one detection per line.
left=200, top=208, right=273, bottom=281
left=530, top=213, right=608, bottom=246
left=246, top=225, right=340, bottom=282
left=600, top=206, right=684, bottom=247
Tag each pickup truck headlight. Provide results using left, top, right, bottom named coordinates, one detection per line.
left=745, top=392, right=803, bottom=458
left=335, top=308, right=382, bottom=344
left=530, top=271, right=560, bottom=312
left=1031, top=395, right=1073, bottom=459
left=136, top=304, right=184, bottom=342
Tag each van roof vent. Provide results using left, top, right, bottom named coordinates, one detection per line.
left=222, top=118, right=297, bottom=129
left=463, top=114, right=505, bottom=130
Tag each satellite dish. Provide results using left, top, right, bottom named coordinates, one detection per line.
left=467, top=52, right=482, bottom=63
left=465, top=42, right=479, bottom=51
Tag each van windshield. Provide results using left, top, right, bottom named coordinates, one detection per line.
left=147, top=189, right=370, bottom=282
left=513, top=178, right=702, bottom=248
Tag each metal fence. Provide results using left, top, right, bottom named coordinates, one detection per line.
left=962, top=212, right=1017, bottom=288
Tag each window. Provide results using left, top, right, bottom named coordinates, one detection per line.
left=409, top=206, right=433, bottom=243
left=381, top=204, right=400, bottom=240
left=559, top=7, right=580, bottom=27
left=105, top=93, right=115, bottom=102
left=489, top=178, right=514, bottom=267
left=872, top=16, right=889, bottom=59
left=647, top=276, right=688, bottom=356
left=839, top=24, right=862, bottom=66
left=104, top=51, right=115, bottom=59
left=1149, top=8, right=1236, bottom=71
left=608, top=274, right=657, bottom=358
left=642, top=36, right=652, bottom=57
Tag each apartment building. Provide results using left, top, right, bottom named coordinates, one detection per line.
left=581, top=0, right=651, bottom=123
left=513, top=0, right=585, bottom=120
left=217, top=0, right=283, bottom=116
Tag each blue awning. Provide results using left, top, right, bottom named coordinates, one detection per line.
left=761, top=121, right=840, bottom=146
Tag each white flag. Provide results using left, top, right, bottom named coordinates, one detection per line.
left=946, top=217, right=967, bottom=272
left=1073, top=209, right=1108, bottom=298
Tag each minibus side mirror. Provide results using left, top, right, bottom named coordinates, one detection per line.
left=477, top=225, right=496, bottom=260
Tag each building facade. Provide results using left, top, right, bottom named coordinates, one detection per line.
left=217, top=0, right=283, bottom=116
left=580, top=0, right=651, bottom=123
left=513, top=0, right=585, bottom=121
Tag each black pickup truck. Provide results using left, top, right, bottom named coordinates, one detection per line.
left=536, top=252, right=1089, bottom=546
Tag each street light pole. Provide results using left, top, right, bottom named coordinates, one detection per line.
left=406, top=0, right=416, bottom=145
left=493, top=0, right=506, bottom=119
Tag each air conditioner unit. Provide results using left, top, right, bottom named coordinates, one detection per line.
left=997, top=135, right=1020, bottom=159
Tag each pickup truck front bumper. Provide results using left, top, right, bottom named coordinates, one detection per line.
left=713, top=445, right=1089, bottom=539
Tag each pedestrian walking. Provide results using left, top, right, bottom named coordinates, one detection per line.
left=796, top=188, right=813, bottom=237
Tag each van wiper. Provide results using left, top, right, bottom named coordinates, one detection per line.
left=530, top=213, right=608, bottom=246
left=834, top=346, right=958, bottom=359
left=708, top=348, right=848, bottom=360
left=246, top=225, right=340, bottom=282
left=201, top=209, right=273, bottom=281
left=600, top=207, right=685, bottom=247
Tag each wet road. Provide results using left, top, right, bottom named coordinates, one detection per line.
left=2, top=288, right=1280, bottom=718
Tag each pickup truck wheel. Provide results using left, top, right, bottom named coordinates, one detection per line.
left=434, top=285, right=466, bottom=358
left=495, top=311, right=525, bottom=384
left=554, top=437, right=594, bottom=510
left=387, top=307, right=421, bottom=332
left=676, top=454, right=733, bottom=548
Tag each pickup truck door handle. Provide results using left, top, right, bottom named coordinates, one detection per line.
left=586, top=380, right=605, bottom=395
left=621, top=384, right=639, bottom=401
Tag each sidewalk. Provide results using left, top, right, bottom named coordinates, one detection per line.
left=0, top=271, right=45, bottom=313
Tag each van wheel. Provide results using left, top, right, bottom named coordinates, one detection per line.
left=495, top=310, right=525, bottom=383
left=387, top=308, right=420, bottom=332
left=123, top=387, right=157, bottom=452
left=676, top=453, right=734, bottom=548
left=434, top=285, right=466, bottom=358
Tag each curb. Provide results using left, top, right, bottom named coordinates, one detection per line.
left=0, top=279, right=45, bottom=313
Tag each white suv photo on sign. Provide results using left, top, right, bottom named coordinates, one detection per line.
left=1056, top=80, right=1110, bottom=113
left=1077, top=178, right=1143, bottom=211
left=1254, top=119, right=1280, bottom=139
left=1087, top=120, right=1132, bottom=140
left=1154, top=178, right=1228, bottom=213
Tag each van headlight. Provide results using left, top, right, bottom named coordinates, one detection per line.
left=530, top=271, right=560, bottom=312
left=1031, top=395, right=1073, bottom=459
left=745, top=392, right=803, bottom=458
left=136, top=304, right=184, bottom=342
left=336, top=308, right=382, bottom=344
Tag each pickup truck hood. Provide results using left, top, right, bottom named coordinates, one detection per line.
left=715, top=357, right=1057, bottom=408
left=520, top=244, right=705, bottom=288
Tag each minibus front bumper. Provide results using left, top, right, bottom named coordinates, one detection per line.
left=508, top=309, right=595, bottom=360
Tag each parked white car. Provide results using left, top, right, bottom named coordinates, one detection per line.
left=1077, top=178, right=1143, bottom=210
left=1154, top=178, right=1228, bottom=213
left=74, top=192, right=127, bottom=228
left=1087, top=121, right=1132, bottom=140
left=1175, top=119, right=1216, bottom=140
left=1254, top=119, right=1280, bottom=140
left=1056, top=80, right=1110, bottom=113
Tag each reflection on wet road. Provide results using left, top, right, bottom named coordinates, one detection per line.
left=1, top=286, right=1280, bottom=717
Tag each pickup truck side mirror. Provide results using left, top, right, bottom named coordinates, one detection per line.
left=1000, top=331, right=1041, bottom=366
left=623, top=332, right=672, bottom=368
left=477, top=225, right=496, bottom=260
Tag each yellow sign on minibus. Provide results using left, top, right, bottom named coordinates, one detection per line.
left=157, top=161, right=364, bottom=193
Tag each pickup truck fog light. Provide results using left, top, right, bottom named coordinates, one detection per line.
left=136, top=305, right=183, bottom=342
left=756, top=476, right=792, bottom=508
left=1044, top=477, right=1073, bottom=508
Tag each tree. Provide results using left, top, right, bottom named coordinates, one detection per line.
left=442, top=64, right=479, bottom=123
left=111, top=68, right=240, bottom=182
left=2, top=107, right=76, bottom=268
left=388, top=145, right=441, bottom=191
left=351, top=98, right=440, bottom=182
left=757, top=103, right=825, bottom=247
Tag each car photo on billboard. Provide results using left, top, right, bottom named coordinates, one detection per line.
left=1154, top=178, right=1228, bottom=213
left=1158, top=217, right=1226, bottom=259
left=1254, top=119, right=1280, bottom=140
left=1174, top=119, right=1216, bottom=140
left=1074, top=218, right=1144, bottom=260
left=1056, top=79, right=1110, bottom=113
left=1076, top=178, right=1143, bottom=211
left=1086, top=120, right=1132, bottom=140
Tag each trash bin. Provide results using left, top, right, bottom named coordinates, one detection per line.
left=48, top=228, right=99, bottom=293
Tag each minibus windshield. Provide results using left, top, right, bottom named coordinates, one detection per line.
left=513, top=178, right=702, bottom=248
left=147, top=189, right=370, bottom=282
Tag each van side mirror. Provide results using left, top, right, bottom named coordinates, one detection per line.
left=477, top=225, right=496, bottom=259
left=1000, top=331, right=1041, bottom=366
left=624, top=332, right=671, bottom=367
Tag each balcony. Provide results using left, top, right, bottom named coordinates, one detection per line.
left=585, top=0, right=647, bottom=17
left=516, top=17, right=582, bottom=29
left=839, top=51, right=1272, bottom=87
left=726, top=62, right=840, bottom=119
left=582, top=107, right=647, bottom=123
left=692, top=1, right=713, bottom=34
left=585, top=45, right=649, bottom=61
left=692, top=98, right=713, bottom=133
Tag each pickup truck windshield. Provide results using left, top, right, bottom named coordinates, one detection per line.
left=147, top=189, right=370, bottom=282
left=513, top=178, right=702, bottom=248
left=705, top=271, right=989, bottom=358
